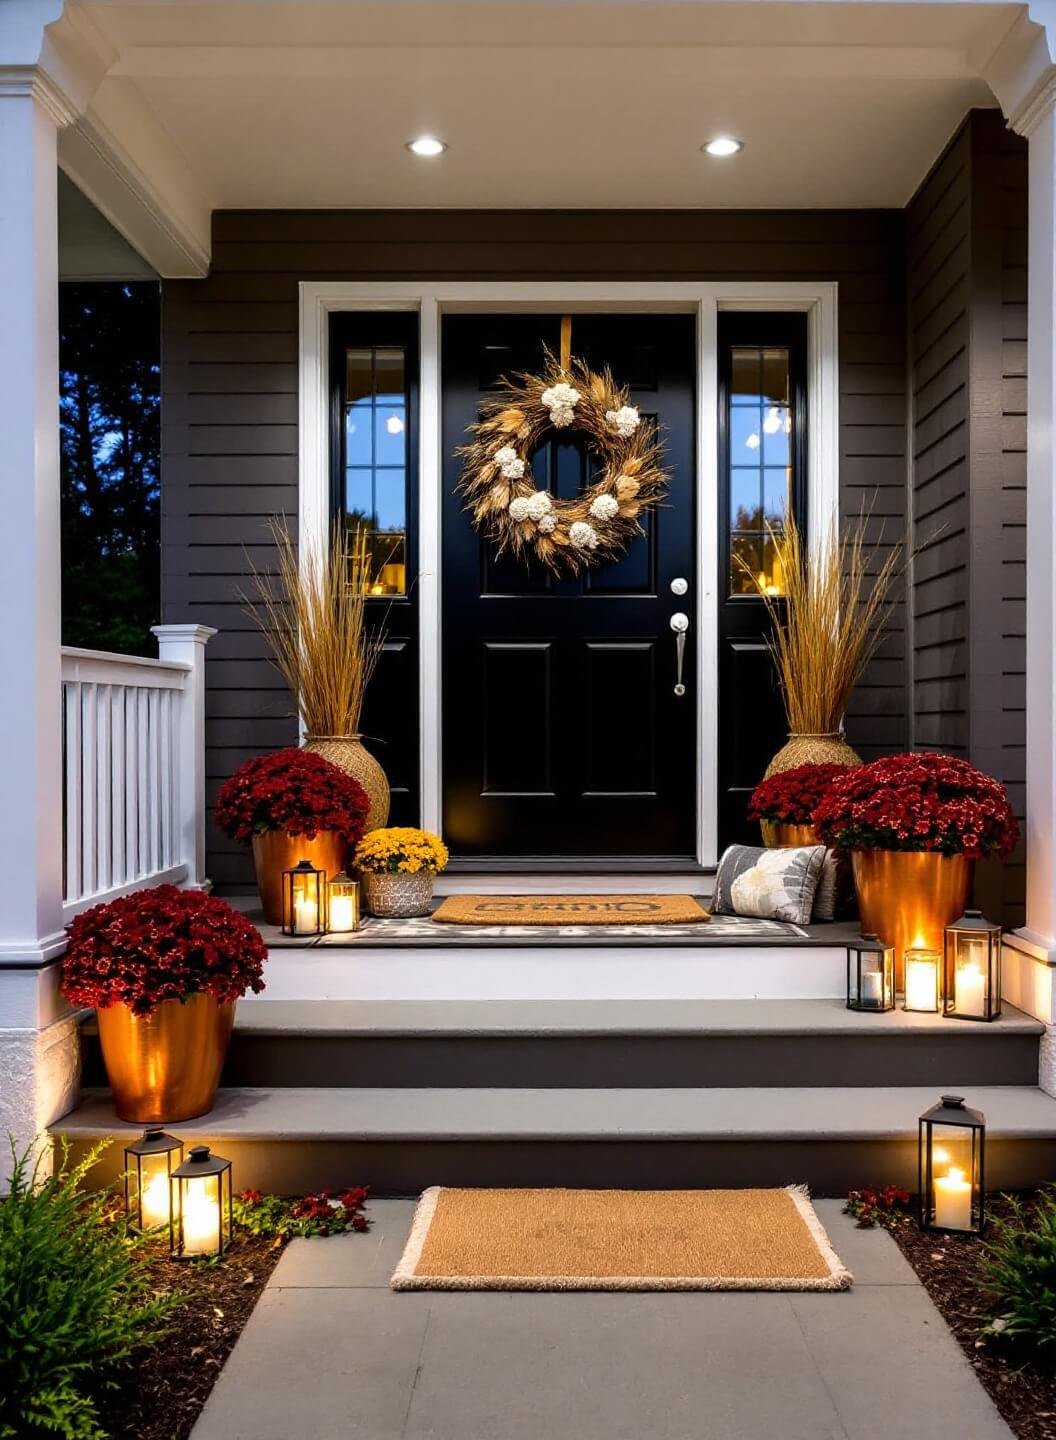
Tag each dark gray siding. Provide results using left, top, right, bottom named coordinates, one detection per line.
left=161, top=210, right=909, bottom=888
left=907, top=110, right=1027, bottom=926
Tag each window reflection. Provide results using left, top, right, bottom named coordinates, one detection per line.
left=729, top=345, right=792, bottom=596
left=344, top=346, right=407, bottom=595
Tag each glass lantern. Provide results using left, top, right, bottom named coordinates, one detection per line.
left=170, top=1145, right=233, bottom=1259
left=903, top=947, right=941, bottom=1013
left=944, top=910, right=1002, bottom=1022
left=846, top=933, right=895, bottom=1012
left=281, top=858, right=327, bottom=937
left=327, top=871, right=363, bottom=933
left=124, top=1128, right=183, bottom=1235
left=918, top=1094, right=986, bottom=1234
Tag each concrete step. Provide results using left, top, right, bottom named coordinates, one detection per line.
left=57, top=1083, right=1056, bottom=1197
left=77, top=1000, right=1044, bottom=1090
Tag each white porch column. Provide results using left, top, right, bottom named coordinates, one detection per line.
left=0, top=59, right=82, bottom=1169
left=152, top=624, right=216, bottom=891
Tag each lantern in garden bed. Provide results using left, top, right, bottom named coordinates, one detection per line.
left=943, top=910, right=1002, bottom=1022
left=281, top=858, right=327, bottom=937
left=327, top=871, right=363, bottom=933
left=918, top=1094, right=986, bottom=1235
left=124, top=1128, right=183, bottom=1234
left=903, top=947, right=941, bottom=1013
left=846, top=933, right=895, bottom=1012
left=170, top=1145, right=233, bottom=1259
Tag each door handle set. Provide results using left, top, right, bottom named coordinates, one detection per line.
left=669, top=611, right=689, bottom=696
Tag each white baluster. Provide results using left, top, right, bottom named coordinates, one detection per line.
left=64, top=682, right=81, bottom=903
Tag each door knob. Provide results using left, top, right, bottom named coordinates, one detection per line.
left=670, top=577, right=689, bottom=596
left=670, top=612, right=689, bottom=696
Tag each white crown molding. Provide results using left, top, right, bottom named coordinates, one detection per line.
left=0, top=65, right=78, bottom=127
left=981, top=3, right=1056, bottom=135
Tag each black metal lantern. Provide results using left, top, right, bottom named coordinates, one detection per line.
left=170, top=1145, right=234, bottom=1259
left=902, top=947, right=941, bottom=1013
left=918, top=1094, right=986, bottom=1234
left=281, top=858, right=327, bottom=936
left=326, top=871, right=363, bottom=933
left=846, top=933, right=895, bottom=1012
left=944, top=910, right=1002, bottom=1022
left=124, top=1128, right=183, bottom=1235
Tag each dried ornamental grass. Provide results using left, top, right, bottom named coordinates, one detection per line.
left=746, top=513, right=903, bottom=737
left=456, top=353, right=668, bottom=575
left=241, top=519, right=386, bottom=737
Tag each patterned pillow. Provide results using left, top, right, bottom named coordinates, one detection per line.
left=712, top=844, right=828, bottom=926
left=812, top=850, right=839, bottom=922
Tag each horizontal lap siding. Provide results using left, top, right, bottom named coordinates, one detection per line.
left=906, top=111, right=1027, bottom=927
left=161, top=209, right=908, bottom=887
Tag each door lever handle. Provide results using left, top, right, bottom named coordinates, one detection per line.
left=670, top=612, right=689, bottom=696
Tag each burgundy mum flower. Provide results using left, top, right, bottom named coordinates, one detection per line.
left=811, top=751, right=1019, bottom=860
left=747, top=763, right=854, bottom=826
left=214, top=747, right=371, bottom=847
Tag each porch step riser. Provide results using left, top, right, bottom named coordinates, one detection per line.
left=80, top=1031, right=1041, bottom=1090
left=68, top=1135, right=1056, bottom=1199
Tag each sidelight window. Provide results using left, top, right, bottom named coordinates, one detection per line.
left=727, top=344, right=795, bottom=596
left=343, top=344, right=408, bottom=595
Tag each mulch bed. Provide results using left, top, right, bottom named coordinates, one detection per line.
left=890, top=1193, right=1056, bottom=1440
left=95, top=1232, right=286, bottom=1440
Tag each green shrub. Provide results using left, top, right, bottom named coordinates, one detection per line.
left=0, top=1138, right=177, bottom=1440
left=978, top=1188, right=1056, bottom=1354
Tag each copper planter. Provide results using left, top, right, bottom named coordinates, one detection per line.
left=761, top=822, right=819, bottom=848
left=251, top=829, right=348, bottom=926
left=852, top=849, right=973, bottom=988
left=97, top=993, right=236, bottom=1124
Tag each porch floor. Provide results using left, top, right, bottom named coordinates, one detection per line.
left=188, top=1198, right=1013, bottom=1440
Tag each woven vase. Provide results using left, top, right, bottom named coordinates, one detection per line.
left=763, top=732, right=862, bottom=778
left=303, top=735, right=390, bottom=832
left=363, top=871, right=434, bottom=918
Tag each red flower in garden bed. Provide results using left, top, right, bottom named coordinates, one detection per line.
left=213, top=747, right=370, bottom=846
left=747, top=763, right=854, bottom=825
left=812, top=751, right=1019, bottom=860
left=62, top=884, right=267, bottom=1015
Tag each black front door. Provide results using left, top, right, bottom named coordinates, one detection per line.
left=441, top=313, right=697, bottom=862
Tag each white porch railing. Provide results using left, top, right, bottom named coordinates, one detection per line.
left=61, top=625, right=215, bottom=922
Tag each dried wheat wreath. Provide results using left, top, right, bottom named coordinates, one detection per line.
left=456, top=349, right=668, bottom=575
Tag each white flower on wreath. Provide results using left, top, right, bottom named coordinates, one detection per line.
left=508, top=496, right=531, bottom=522
left=537, top=513, right=558, bottom=534
left=606, top=405, right=640, bottom=438
left=524, top=491, right=553, bottom=521
left=493, top=445, right=525, bottom=480
left=569, top=521, right=599, bottom=550
left=541, top=382, right=581, bottom=429
left=589, top=493, right=619, bottom=522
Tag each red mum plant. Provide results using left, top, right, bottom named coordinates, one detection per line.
left=747, top=762, right=854, bottom=826
left=62, top=884, right=267, bottom=1016
left=812, top=751, right=1019, bottom=860
left=214, top=747, right=370, bottom=847
left=844, top=1184, right=911, bottom=1229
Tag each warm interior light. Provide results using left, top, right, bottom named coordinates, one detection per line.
left=703, top=136, right=743, bottom=158
left=140, top=1168, right=171, bottom=1229
left=407, top=135, right=447, bottom=157
left=181, top=1177, right=220, bottom=1255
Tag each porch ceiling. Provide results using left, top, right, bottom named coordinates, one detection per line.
left=69, top=0, right=1015, bottom=221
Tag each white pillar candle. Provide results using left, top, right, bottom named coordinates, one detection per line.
left=140, top=1168, right=171, bottom=1229
left=954, top=962, right=987, bottom=1018
left=861, top=969, right=884, bottom=1006
left=904, top=954, right=939, bottom=1011
left=933, top=1166, right=973, bottom=1230
left=329, top=893, right=356, bottom=932
left=181, top=1180, right=220, bottom=1255
left=293, top=894, right=319, bottom=934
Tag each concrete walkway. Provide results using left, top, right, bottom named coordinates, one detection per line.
left=192, top=1199, right=1013, bottom=1440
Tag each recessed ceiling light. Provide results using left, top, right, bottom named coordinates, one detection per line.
left=703, top=136, right=743, bottom=158
left=406, top=135, right=447, bottom=157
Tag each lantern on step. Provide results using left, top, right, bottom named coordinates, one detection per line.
left=903, top=947, right=941, bottom=1013
left=943, top=910, right=1002, bottom=1022
left=124, top=1128, right=183, bottom=1235
left=326, top=871, right=363, bottom=933
left=846, top=933, right=895, bottom=1012
left=282, top=858, right=327, bottom=937
left=170, top=1145, right=233, bottom=1259
left=918, top=1094, right=986, bottom=1235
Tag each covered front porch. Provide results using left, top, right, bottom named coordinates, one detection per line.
left=5, top=0, right=1056, bottom=1169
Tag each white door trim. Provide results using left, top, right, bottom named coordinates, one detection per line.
left=299, top=280, right=839, bottom=868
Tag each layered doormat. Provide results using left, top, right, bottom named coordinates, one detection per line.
left=391, top=1186, right=852, bottom=1292
left=431, top=894, right=710, bottom=926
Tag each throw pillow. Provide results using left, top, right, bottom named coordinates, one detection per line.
left=812, top=850, right=839, bottom=922
left=712, top=844, right=827, bottom=926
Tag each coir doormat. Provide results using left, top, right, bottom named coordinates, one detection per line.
left=431, top=894, right=709, bottom=926
left=391, top=1186, right=852, bottom=1292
